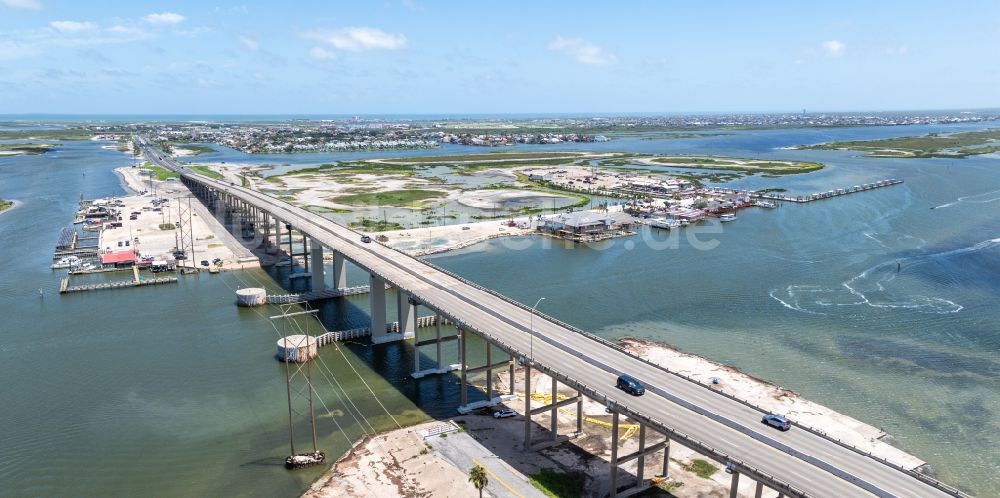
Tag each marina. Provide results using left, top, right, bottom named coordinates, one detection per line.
left=59, top=266, right=179, bottom=294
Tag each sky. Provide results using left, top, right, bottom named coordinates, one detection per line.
left=0, top=0, right=999, bottom=115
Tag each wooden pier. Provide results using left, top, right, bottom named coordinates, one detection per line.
left=59, top=267, right=178, bottom=294
left=751, top=178, right=903, bottom=203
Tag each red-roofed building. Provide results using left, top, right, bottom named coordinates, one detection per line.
left=102, top=250, right=137, bottom=268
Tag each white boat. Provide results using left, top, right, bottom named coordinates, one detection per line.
left=73, top=262, right=97, bottom=272
left=719, top=213, right=737, bottom=222
left=51, top=256, right=80, bottom=269
left=649, top=218, right=681, bottom=229
left=754, top=201, right=776, bottom=209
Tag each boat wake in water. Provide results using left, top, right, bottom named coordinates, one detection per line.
left=771, top=236, right=1000, bottom=315
left=932, top=188, right=1000, bottom=210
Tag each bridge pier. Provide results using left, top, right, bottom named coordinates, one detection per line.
left=310, top=240, right=325, bottom=292
left=411, top=312, right=459, bottom=379
left=608, top=416, right=670, bottom=498
left=521, top=366, right=581, bottom=451
left=729, top=470, right=740, bottom=498
left=368, top=275, right=388, bottom=343
left=396, top=291, right=417, bottom=340
left=331, top=250, right=347, bottom=290
left=456, top=338, right=515, bottom=413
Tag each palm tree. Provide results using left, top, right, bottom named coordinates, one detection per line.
left=468, top=463, right=488, bottom=498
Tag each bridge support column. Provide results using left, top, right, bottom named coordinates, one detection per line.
left=459, top=328, right=467, bottom=407
left=411, top=312, right=459, bottom=379
left=662, top=439, right=670, bottom=479
left=310, top=240, right=324, bottom=292
left=549, top=377, right=558, bottom=440
left=486, top=342, right=494, bottom=402
left=508, top=362, right=515, bottom=395
left=368, top=275, right=388, bottom=344
left=522, top=363, right=531, bottom=451
left=331, top=250, right=347, bottom=290
left=610, top=411, right=620, bottom=498
left=524, top=374, right=578, bottom=451
left=754, top=481, right=764, bottom=498
left=302, top=235, right=310, bottom=273
left=435, top=314, right=443, bottom=369
left=576, top=390, right=583, bottom=434
left=396, top=291, right=416, bottom=339
left=729, top=471, right=740, bottom=498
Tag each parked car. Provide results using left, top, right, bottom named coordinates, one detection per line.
left=616, top=374, right=645, bottom=396
left=761, top=414, right=791, bottom=431
left=493, top=408, right=516, bottom=419
left=360, top=235, right=372, bottom=243
left=200, top=260, right=210, bottom=267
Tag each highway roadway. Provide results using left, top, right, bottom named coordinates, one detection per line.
left=139, top=138, right=961, bottom=498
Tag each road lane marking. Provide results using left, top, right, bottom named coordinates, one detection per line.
left=473, top=458, right=525, bottom=498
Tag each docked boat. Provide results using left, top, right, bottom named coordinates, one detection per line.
left=649, top=217, right=681, bottom=230
left=719, top=213, right=737, bottom=222
left=71, top=262, right=98, bottom=272
left=754, top=200, right=776, bottom=209
left=51, top=256, right=80, bottom=269
left=285, top=451, right=325, bottom=469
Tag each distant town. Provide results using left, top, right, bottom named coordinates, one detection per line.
left=61, top=109, right=1000, bottom=155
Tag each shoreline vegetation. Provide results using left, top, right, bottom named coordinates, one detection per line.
left=792, top=128, right=1000, bottom=158
left=0, top=143, right=56, bottom=155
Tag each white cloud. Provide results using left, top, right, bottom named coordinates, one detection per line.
left=143, top=12, right=185, bottom=25
left=548, top=36, right=617, bottom=65
left=0, top=40, right=40, bottom=60
left=239, top=35, right=258, bottom=50
left=50, top=21, right=98, bottom=32
left=309, top=46, right=336, bottom=61
left=886, top=45, right=908, bottom=56
left=303, top=27, right=407, bottom=52
left=822, top=40, right=846, bottom=57
left=1, top=0, right=42, bottom=10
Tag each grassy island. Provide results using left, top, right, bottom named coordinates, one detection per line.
left=795, top=128, right=1000, bottom=158
left=0, top=143, right=55, bottom=155
left=0, top=198, right=13, bottom=213
left=646, top=155, right=823, bottom=174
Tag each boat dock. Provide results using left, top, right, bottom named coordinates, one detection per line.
left=59, top=266, right=178, bottom=294
left=752, top=178, right=903, bottom=203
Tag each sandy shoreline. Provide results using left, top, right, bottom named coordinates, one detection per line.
left=304, top=336, right=929, bottom=498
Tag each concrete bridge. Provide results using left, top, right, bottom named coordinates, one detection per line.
left=137, top=137, right=966, bottom=498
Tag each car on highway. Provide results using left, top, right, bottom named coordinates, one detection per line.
left=360, top=235, right=372, bottom=243
left=616, top=374, right=645, bottom=396
left=493, top=408, right=516, bottom=419
left=761, top=414, right=791, bottom=431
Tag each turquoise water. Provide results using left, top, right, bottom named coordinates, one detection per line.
left=1, top=124, right=999, bottom=496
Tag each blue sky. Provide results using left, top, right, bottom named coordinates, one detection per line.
left=1, top=0, right=998, bottom=114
